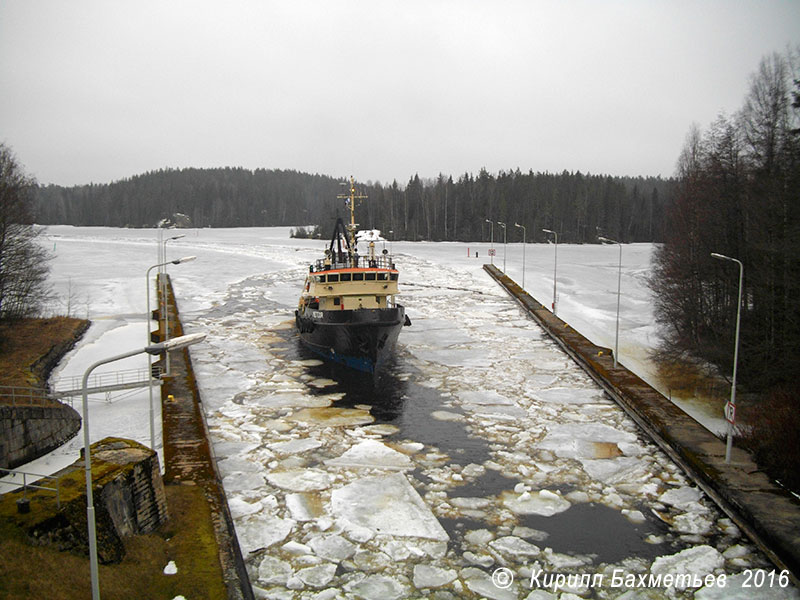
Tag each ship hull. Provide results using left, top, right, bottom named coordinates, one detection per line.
left=295, top=306, right=407, bottom=373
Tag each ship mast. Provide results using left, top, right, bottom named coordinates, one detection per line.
left=337, top=176, right=367, bottom=266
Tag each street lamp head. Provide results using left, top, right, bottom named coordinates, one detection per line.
left=498, top=221, right=506, bottom=228
left=146, top=332, right=206, bottom=354
left=168, top=234, right=186, bottom=241
left=542, top=228, right=554, bottom=234
left=598, top=236, right=618, bottom=245
left=172, top=255, right=197, bottom=265
left=514, top=223, right=523, bottom=228
left=485, top=219, right=492, bottom=224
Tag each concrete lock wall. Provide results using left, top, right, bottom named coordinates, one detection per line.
left=0, top=403, right=82, bottom=469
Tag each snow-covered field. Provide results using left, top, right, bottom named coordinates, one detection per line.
left=3, top=226, right=795, bottom=599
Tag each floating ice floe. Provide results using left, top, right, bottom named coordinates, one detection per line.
left=533, top=387, right=606, bottom=405
left=460, top=567, right=518, bottom=600
left=325, top=439, right=414, bottom=470
left=412, top=564, right=457, bottom=588
left=267, top=468, right=331, bottom=492
left=331, top=472, right=449, bottom=541
left=257, top=555, right=292, bottom=585
left=269, top=437, right=323, bottom=456
left=658, top=485, right=704, bottom=510
left=695, top=570, right=800, bottom=600
left=252, top=393, right=332, bottom=409
left=308, top=534, right=356, bottom=563
left=650, top=545, right=724, bottom=591
left=284, top=492, right=326, bottom=521
left=287, top=407, right=374, bottom=427
left=343, top=574, right=408, bottom=600
left=502, top=489, right=571, bottom=516
left=236, top=514, right=295, bottom=555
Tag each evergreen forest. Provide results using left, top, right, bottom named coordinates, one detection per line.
left=33, top=168, right=672, bottom=245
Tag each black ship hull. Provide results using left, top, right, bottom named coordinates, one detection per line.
left=295, top=305, right=408, bottom=373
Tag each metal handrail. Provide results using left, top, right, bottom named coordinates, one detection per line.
left=52, top=366, right=159, bottom=395
left=0, top=386, right=68, bottom=408
left=0, top=467, right=61, bottom=508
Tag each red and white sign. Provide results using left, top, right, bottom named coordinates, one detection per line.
left=489, top=249, right=496, bottom=256
left=725, top=401, right=736, bottom=424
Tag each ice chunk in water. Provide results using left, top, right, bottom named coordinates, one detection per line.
left=650, top=545, right=724, bottom=591
left=236, top=515, right=295, bottom=555
left=266, top=468, right=331, bottom=491
left=413, top=564, right=457, bottom=588
left=308, top=534, right=356, bottom=563
left=257, top=555, right=292, bottom=585
left=269, top=438, right=323, bottom=455
left=502, top=489, right=571, bottom=516
left=295, top=563, right=337, bottom=588
left=331, top=473, right=449, bottom=541
left=325, top=439, right=413, bottom=470
left=658, top=486, right=703, bottom=509
left=344, top=574, right=408, bottom=600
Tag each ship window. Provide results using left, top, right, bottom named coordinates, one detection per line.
left=377, top=273, right=388, bottom=281
left=328, top=274, right=339, bottom=282
left=352, top=273, right=364, bottom=281
left=365, top=273, right=376, bottom=281
left=333, top=297, right=340, bottom=305
left=390, top=273, right=399, bottom=281
left=340, top=273, right=352, bottom=282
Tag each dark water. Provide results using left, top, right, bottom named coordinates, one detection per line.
left=279, top=327, right=678, bottom=564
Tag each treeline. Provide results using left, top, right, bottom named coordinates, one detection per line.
left=34, top=167, right=672, bottom=244
left=650, top=50, right=800, bottom=392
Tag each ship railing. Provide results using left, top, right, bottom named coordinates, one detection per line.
left=312, top=253, right=395, bottom=272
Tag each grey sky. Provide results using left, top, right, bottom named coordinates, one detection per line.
left=2, top=1, right=799, bottom=187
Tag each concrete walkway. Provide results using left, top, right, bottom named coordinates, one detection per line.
left=157, top=273, right=254, bottom=600
left=484, top=264, right=800, bottom=583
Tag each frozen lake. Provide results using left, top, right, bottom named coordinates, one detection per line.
left=4, top=226, right=794, bottom=599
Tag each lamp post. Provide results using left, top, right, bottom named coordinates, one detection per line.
left=485, top=219, right=494, bottom=265
left=161, top=235, right=185, bottom=375
left=514, top=223, right=526, bottom=288
left=498, top=222, right=507, bottom=272
left=82, top=333, right=206, bottom=600
left=711, top=252, right=743, bottom=464
left=542, top=229, right=559, bottom=316
left=145, top=256, right=197, bottom=450
left=598, top=237, right=622, bottom=368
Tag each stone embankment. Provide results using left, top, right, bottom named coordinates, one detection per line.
left=0, top=319, right=89, bottom=469
left=484, top=263, right=800, bottom=583
left=0, top=402, right=81, bottom=469
left=156, top=273, right=255, bottom=600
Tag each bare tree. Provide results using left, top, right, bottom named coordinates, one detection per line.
left=0, top=144, right=51, bottom=319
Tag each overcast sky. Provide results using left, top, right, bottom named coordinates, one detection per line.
left=2, top=1, right=799, bottom=187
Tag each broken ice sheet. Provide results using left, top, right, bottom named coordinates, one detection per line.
left=325, top=439, right=413, bottom=470
left=266, top=468, right=331, bottom=491
left=331, top=472, right=449, bottom=541
left=236, top=514, right=295, bottom=555
left=502, top=489, right=571, bottom=516
left=269, top=437, right=323, bottom=456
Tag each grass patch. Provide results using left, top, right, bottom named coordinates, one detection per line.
left=0, top=484, right=226, bottom=599
left=0, top=316, right=88, bottom=388
left=653, top=356, right=730, bottom=402
left=738, top=385, right=800, bottom=496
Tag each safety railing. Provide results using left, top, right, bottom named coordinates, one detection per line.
left=52, top=366, right=162, bottom=398
left=0, top=386, right=66, bottom=408
left=0, top=467, right=61, bottom=509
